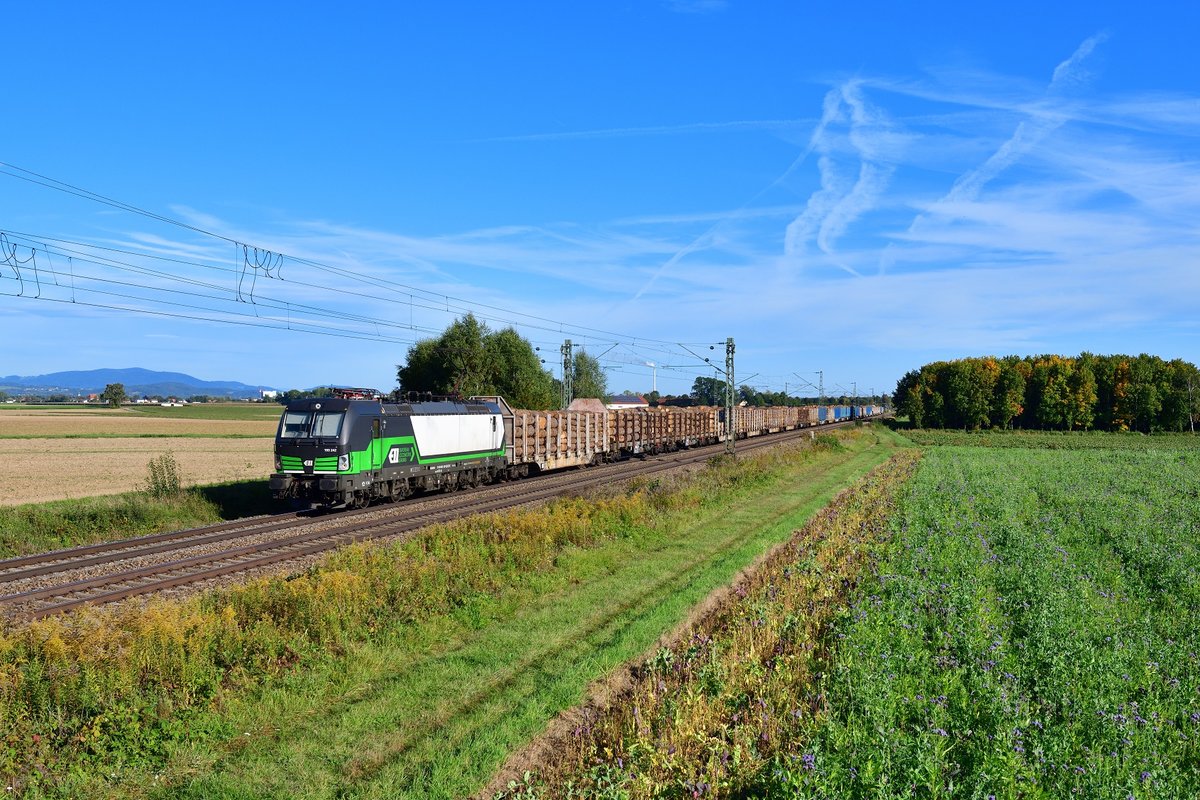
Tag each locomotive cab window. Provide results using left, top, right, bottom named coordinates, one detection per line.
left=372, top=419, right=381, bottom=439
left=280, top=410, right=345, bottom=439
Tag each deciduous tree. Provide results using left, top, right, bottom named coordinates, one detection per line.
left=571, top=351, right=609, bottom=402
left=100, top=383, right=127, bottom=408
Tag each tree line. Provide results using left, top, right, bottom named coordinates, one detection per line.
left=895, top=353, right=1200, bottom=432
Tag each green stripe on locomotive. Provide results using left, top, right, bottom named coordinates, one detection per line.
left=278, top=434, right=504, bottom=475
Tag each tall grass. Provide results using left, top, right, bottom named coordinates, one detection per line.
left=0, top=491, right=224, bottom=558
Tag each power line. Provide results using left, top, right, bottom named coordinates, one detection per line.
left=1, top=163, right=741, bottom=376
left=0, top=161, right=714, bottom=350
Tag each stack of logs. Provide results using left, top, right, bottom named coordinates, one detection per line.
left=506, top=404, right=823, bottom=466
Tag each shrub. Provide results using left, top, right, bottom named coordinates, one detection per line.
left=144, top=451, right=182, bottom=499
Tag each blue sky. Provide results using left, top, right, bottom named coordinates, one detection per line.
left=2, top=1, right=1197, bottom=400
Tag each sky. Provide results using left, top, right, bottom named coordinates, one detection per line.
left=2, top=1, right=1198, bottom=400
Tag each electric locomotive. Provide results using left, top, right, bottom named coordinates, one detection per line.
left=269, top=394, right=505, bottom=508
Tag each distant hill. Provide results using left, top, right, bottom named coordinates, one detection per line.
left=0, top=368, right=277, bottom=399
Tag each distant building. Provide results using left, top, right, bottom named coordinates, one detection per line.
left=606, top=394, right=648, bottom=410
left=260, top=389, right=279, bottom=400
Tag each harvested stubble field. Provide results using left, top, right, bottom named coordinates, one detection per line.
left=0, top=407, right=276, bottom=506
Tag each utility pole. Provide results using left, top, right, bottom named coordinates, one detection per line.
left=817, top=370, right=824, bottom=422
left=725, top=337, right=736, bottom=454
left=560, top=339, right=573, bottom=409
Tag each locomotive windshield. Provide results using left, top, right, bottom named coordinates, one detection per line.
left=280, top=410, right=345, bottom=439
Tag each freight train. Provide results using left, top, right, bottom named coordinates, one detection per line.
left=269, top=391, right=882, bottom=509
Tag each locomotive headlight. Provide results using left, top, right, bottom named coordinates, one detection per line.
left=274, top=454, right=281, bottom=471
left=338, top=454, right=350, bottom=471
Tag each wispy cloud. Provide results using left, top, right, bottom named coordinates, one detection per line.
left=783, top=80, right=902, bottom=275
left=910, top=33, right=1109, bottom=234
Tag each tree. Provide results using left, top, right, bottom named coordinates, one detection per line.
left=396, top=314, right=558, bottom=409
left=486, top=327, right=556, bottom=408
left=991, top=358, right=1026, bottom=429
left=894, top=369, right=925, bottom=426
left=944, top=359, right=994, bottom=430
left=101, top=383, right=127, bottom=408
left=397, top=314, right=491, bottom=397
left=691, top=376, right=725, bottom=406
left=571, top=351, right=609, bottom=402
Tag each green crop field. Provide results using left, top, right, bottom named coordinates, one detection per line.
left=901, top=428, right=1200, bottom=450
left=778, top=442, right=1200, bottom=798
left=124, top=402, right=283, bottom=421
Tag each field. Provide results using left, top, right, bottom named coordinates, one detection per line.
left=501, top=432, right=1200, bottom=798
left=0, top=405, right=278, bottom=506
left=5, top=423, right=1196, bottom=798
left=900, top=427, right=1200, bottom=450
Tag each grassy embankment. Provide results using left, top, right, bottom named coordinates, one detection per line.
left=0, top=481, right=275, bottom=557
left=0, top=425, right=902, bottom=799
left=510, top=429, right=1200, bottom=798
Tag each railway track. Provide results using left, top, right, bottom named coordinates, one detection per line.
left=0, top=421, right=863, bottom=621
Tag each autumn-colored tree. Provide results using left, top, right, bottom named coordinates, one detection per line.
left=991, top=358, right=1026, bottom=429
left=893, top=352, right=1196, bottom=432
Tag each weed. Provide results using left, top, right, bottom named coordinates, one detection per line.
left=143, top=451, right=182, bottom=499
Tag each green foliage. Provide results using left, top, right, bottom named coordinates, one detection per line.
left=275, top=386, right=334, bottom=404
left=143, top=451, right=182, bottom=499
left=396, top=313, right=557, bottom=408
left=895, top=353, right=1199, bottom=432
left=691, top=376, right=725, bottom=406
left=488, top=326, right=558, bottom=408
left=571, top=350, right=608, bottom=402
left=100, top=382, right=127, bottom=408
